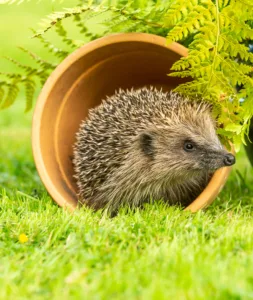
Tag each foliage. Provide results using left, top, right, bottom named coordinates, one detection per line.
left=0, top=0, right=253, bottom=150
left=166, top=0, right=253, bottom=151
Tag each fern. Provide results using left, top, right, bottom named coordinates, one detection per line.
left=0, top=0, right=253, bottom=150
left=0, top=45, right=59, bottom=110
left=0, top=0, right=170, bottom=112
left=32, top=32, right=70, bottom=59
left=164, top=0, right=253, bottom=150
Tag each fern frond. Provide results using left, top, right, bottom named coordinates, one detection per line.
left=0, top=82, right=6, bottom=105
left=24, top=79, right=36, bottom=112
left=34, top=5, right=106, bottom=37
left=1, top=81, right=19, bottom=109
left=31, top=30, right=70, bottom=59
left=34, top=3, right=167, bottom=38
left=4, top=56, right=35, bottom=73
left=0, top=52, right=53, bottom=110
left=165, top=0, right=253, bottom=149
left=219, top=36, right=253, bottom=62
left=111, top=6, right=165, bottom=30
left=18, top=47, right=57, bottom=69
left=55, top=21, right=85, bottom=49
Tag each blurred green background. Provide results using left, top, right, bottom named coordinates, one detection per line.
left=0, top=0, right=80, bottom=71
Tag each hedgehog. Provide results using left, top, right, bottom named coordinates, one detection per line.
left=73, top=87, right=235, bottom=214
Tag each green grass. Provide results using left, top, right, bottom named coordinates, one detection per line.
left=1, top=2, right=253, bottom=299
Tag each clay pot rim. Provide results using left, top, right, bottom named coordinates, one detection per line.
left=32, top=32, right=232, bottom=213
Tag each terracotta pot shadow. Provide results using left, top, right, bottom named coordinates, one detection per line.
left=32, top=33, right=232, bottom=212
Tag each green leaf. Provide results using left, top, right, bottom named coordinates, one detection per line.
left=225, top=124, right=243, bottom=135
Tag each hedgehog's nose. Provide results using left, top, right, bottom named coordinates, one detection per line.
left=223, top=153, right=236, bottom=166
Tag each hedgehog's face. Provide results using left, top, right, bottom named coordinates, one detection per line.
left=138, top=123, right=235, bottom=179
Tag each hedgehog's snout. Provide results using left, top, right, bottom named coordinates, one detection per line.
left=223, top=153, right=235, bottom=166
left=204, top=150, right=236, bottom=171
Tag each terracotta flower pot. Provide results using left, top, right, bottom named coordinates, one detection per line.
left=32, top=33, right=232, bottom=212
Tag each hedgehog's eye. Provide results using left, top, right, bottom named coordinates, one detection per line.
left=183, top=141, right=196, bottom=152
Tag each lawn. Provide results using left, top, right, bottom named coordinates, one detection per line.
left=0, top=2, right=253, bottom=299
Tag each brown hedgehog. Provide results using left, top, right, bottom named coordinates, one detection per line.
left=73, top=87, right=235, bottom=214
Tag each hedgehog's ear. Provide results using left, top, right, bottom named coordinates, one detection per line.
left=139, top=131, right=155, bottom=158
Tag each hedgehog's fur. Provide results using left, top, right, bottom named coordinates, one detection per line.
left=73, top=87, right=235, bottom=214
